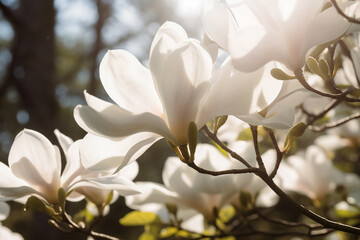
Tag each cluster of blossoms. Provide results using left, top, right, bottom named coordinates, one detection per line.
left=1, top=0, right=360, bottom=239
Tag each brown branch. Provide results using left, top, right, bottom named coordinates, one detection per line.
left=294, top=68, right=360, bottom=102
left=56, top=211, right=121, bottom=240
left=308, top=112, right=360, bottom=132
left=330, top=0, right=360, bottom=24
left=254, top=208, right=323, bottom=231
left=257, top=171, right=360, bottom=235
left=202, top=125, right=253, bottom=168
left=267, top=129, right=283, bottom=179
left=186, top=161, right=260, bottom=176
left=250, top=125, right=266, bottom=171
left=199, top=123, right=360, bottom=236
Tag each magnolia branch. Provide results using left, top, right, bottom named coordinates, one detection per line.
left=294, top=68, right=360, bottom=102
left=267, top=129, right=283, bottom=179
left=330, top=0, right=360, bottom=24
left=308, top=112, right=360, bottom=132
left=50, top=210, right=121, bottom=240
left=202, top=126, right=253, bottom=168
left=198, top=123, right=360, bottom=236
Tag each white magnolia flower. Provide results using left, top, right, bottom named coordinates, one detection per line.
left=203, top=0, right=354, bottom=71
left=0, top=202, right=24, bottom=240
left=55, top=130, right=140, bottom=206
left=0, top=202, right=9, bottom=221
left=74, top=21, right=283, bottom=146
left=0, top=224, right=23, bottom=240
left=0, top=129, right=139, bottom=205
left=279, top=145, right=360, bottom=201
left=126, top=143, right=278, bottom=222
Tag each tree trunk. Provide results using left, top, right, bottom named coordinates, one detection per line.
left=8, top=0, right=58, bottom=141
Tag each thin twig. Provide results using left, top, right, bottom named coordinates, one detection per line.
left=308, top=112, right=360, bottom=132
left=187, top=162, right=260, bottom=176
left=250, top=125, right=266, bottom=171
left=267, top=129, right=283, bottom=179
left=202, top=125, right=253, bottom=168
left=294, top=68, right=360, bottom=102
left=257, top=172, right=360, bottom=235
left=330, top=0, right=360, bottom=24
left=254, top=208, right=323, bottom=231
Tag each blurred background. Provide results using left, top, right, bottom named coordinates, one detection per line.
left=0, top=0, right=202, bottom=239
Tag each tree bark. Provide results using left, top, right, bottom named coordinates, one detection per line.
left=5, top=0, right=58, bottom=141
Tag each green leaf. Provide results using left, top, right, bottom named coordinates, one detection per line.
left=306, top=57, right=323, bottom=77
left=318, top=59, right=330, bottom=79
left=159, top=227, right=178, bottom=238
left=24, top=196, right=58, bottom=217
left=216, top=237, right=236, bottom=240
left=239, top=191, right=253, bottom=211
left=335, top=208, right=360, bottom=219
left=58, top=188, right=66, bottom=209
left=214, top=115, right=228, bottom=134
left=283, top=122, right=306, bottom=152
left=187, top=121, right=198, bottom=162
left=211, top=141, right=229, bottom=158
left=120, top=211, right=160, bottom=226
left=138, top=232, right=157, bottom=240
left=237, top=128, right=252, bottom=141
left=218, top=205, right=236, bottom=224
left=270, top=68, right=296, bottom=80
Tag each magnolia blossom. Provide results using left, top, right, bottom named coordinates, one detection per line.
left=0, top=129, right=139, bottom=205
left=55, top=130, right=140, bottom=206
left=336, top=33, right=360, bottom=89
left=74, top=21, right=283, bottom=146
left=126, top=142, right=278, bottom=224
left=0, top=202, right=24, bottom=240
left=203, top=0, right=354, bottom=71
left=279, top=145, right=360, bottom=201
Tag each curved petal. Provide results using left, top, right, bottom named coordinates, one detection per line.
left=156, top=40, right=213, bottom=144
left=8, top=129, right=61, bottom=189
left=72, top=175, right=140, bottom=197
left=202, top=0, right=237, bottom=50
left=54, top=129, right=74, bottom=154
left=80, top=132, right=158, bottom=173
left=74, top=92, right=176, bottom=143
left=125, top=182, right=180, bottom=209
left=197, top=59, right=282, bottom=127
left=99, top=50, right=162, bottom=115
left=229, top=27, right=289, bottom=71
left=117, top=161, right=139, bottom=181
left=304, top=3, right=351, bottom=58
left=60, top=140, right=87, bottom=191
left=149, top=21, right=188, bottom=82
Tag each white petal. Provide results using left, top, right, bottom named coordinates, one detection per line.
left=8, top=129, right=61, bottom=189
left=202, top=0, right=237, bottom=50
left=80, top=132, right=159, bottom=173
left=149, top=21, right=188, bottom=81
left=192, top=144, right=236, bottom=194
left=0, top=224, right=24, bottom=240
left=156, top=40, right=213, bottom=144
left=74, top=92, right=176, bottom=143
left=0, top=202, right=9, bottom=221
left=99, top=50, right=162, bottom=115
left=54, top=129, right=74, bottom=154
left=60, top=140, right=87, bottom=191
left=125, top=182, right=180, bottom=209
left=117, top=161, right=139, bottom=181
left=198, top=59, right=282, bottom=127
left=73, top=175, right=140, bottom=197
left=304, top=3, right=350, bottom=58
